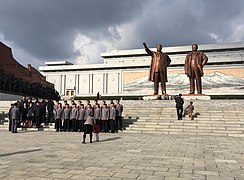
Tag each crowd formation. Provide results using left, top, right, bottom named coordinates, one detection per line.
left=9, top=94, right=195, bottom=142
left=8, top=96, right=124, bottom=143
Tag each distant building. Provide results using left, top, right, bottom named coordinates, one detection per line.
left=39, top=42, right=244, bottom=98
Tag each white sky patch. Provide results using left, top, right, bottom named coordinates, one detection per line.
left=114, top=20, right=141, bottom=49
left=208, top=33, right=222, bottom=42
left=73, top=34, right=91, bottom=64
left=73, top=32, right=119, bottom=65
left=228, top=24, right=244, bottom=42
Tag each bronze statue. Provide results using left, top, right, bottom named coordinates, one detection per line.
left=143, top=42, right=171, bottom=95
left=184, top=44, right=208, bottom=94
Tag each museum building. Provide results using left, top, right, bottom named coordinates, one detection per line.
left=39, top=42, right=244, bottom=98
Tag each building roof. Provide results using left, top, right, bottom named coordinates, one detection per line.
left=101, top=42, right=244, bottom=57
left=39, top=42, right=244, bottom=72
left=45, top=61, right=73, bottom=66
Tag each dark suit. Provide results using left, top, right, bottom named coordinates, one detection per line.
left=47, top=100, right=54, bottom=124
left=8, top=106, right=14, bottom=132
left=34, top=105, right=42, bottom=128
left=175, top=96, right=184, bottom=120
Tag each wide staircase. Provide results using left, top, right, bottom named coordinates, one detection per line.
left=122, top=100, right=244, bottom=137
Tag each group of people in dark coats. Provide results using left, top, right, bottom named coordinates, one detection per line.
left=8, top=96, right=55, bottom=133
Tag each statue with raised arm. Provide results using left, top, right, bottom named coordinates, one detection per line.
left=184, top=44, right=208, bottom=94
left=143, top=42, right=171, bottom=95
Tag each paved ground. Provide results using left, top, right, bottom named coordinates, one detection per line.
left=0, top=130, right=243, bottom=180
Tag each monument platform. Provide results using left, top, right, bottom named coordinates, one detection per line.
left=182, top=94, right=211, bottom=100
left=143, top=94, right=211, bottom=100
left=142, top=94, right=170, bottom=100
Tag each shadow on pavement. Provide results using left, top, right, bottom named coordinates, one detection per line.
left=0, top=148, right=42, bottom=157
left=99, top=137, right=121, bottom=142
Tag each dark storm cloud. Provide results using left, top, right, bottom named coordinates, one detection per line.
left=118, top=0, right=244, bottom=49
left=0, top=0, right=145, bottom=60
left=0, top=0, right=244, bottom=67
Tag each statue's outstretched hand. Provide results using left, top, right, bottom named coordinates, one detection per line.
left=143, top=42, right=147, bottom=48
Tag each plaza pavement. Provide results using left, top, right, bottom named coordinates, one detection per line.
left=0, top=130, right=243, bottom=180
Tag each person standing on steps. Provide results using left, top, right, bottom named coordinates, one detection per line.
left=175, top=93, right=184, bottom=120
left=185, top=101, right=194, bottom=120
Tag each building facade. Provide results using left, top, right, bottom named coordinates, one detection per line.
left=39, top=42, right=244, bottom=98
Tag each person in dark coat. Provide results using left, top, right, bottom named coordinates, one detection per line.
left=34, top=101, right=42, bottom=128
left=21, top=102, right=28, bottom=127
left=175, top=94, right=184, bottom=120
left=47, top=99, right=54, bottom=124
left=97, top=92, right=100, bottom=100
left=41, top=100, right=47, bottom=126
left=26, top=102, right=34, bottom=128
left=10, top=103, right=21, bottom=133
left=19, top=96, right=27, bottom=112
left=8, top=103, right=14, bottom=132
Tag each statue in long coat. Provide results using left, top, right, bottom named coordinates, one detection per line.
left=184, top=44, right=208, bottom=94
left=143, top=42, right=171, bottom=95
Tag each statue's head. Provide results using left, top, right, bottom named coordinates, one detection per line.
left=192, top=44, right=198, bottom=51
left=156, top=44, right=162, bottom=52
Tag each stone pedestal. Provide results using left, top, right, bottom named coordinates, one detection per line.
left=181, top=94, right=211, bottom=100
left=142, top=94, right=171, bottom=100
left=142, top=94, right=211, bottom=100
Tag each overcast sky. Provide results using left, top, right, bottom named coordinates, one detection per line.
left=0, top=0, right=244, bottom=68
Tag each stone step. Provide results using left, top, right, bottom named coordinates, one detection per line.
left=123, top=130, right=240, bottom=137
left=133, top=121, right=244, bottom=126
left=126, top=127, right=243, bottom=134
left=123, top=112, right=244, bottom=118
left=124, top=117, right=244, bottom=121
left=128, top=125, right=243, bottom=130
left=129, top=124, right=244, bottom=130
